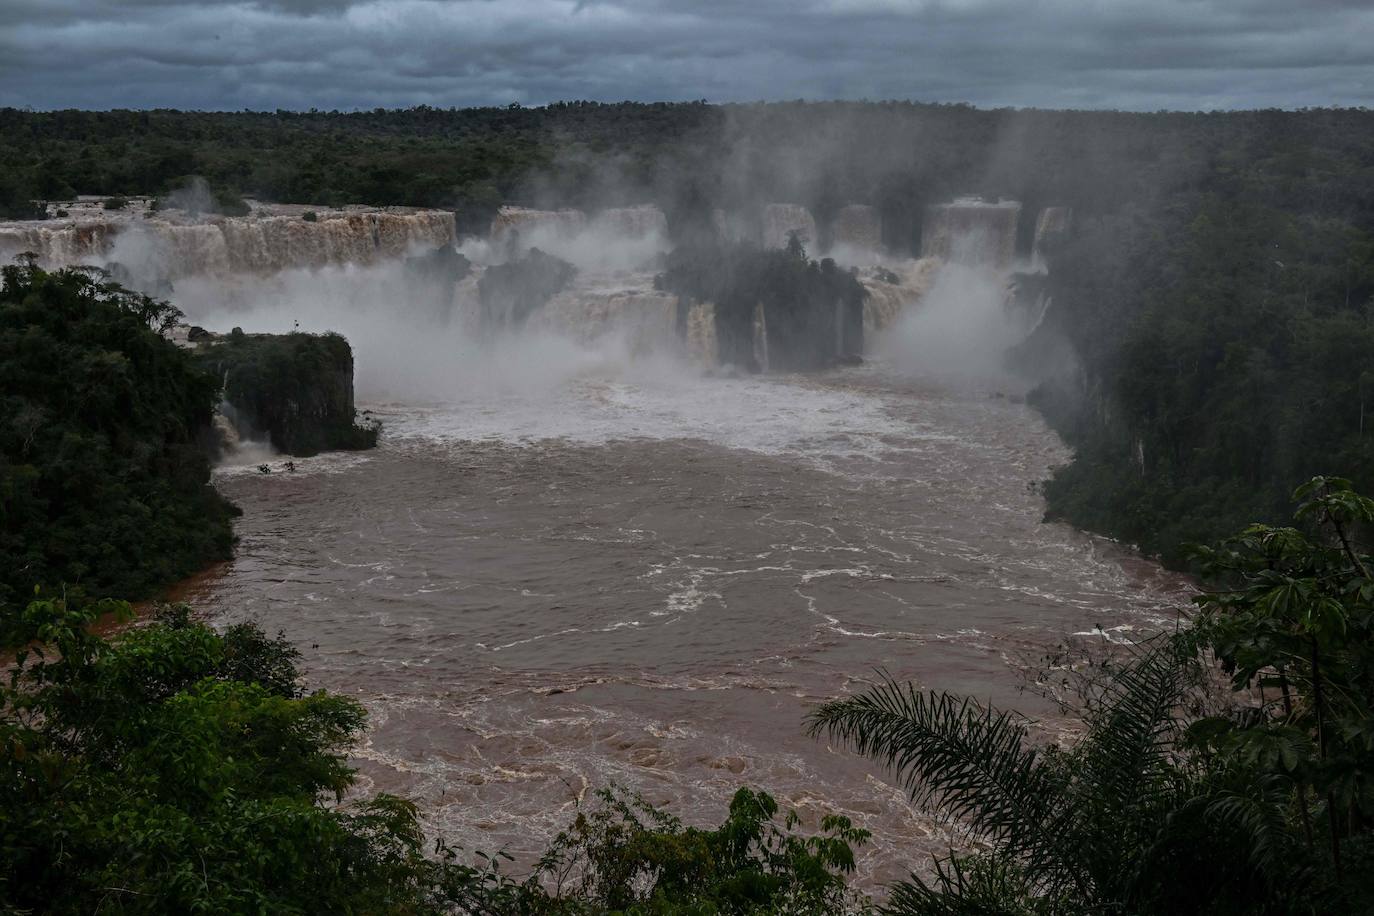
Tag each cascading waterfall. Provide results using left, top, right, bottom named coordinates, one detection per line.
left=921, top=198, right=1021, bottom=268
left=759, top=204, right=817, bottom=250
left=0, top=204, right=455, bottom=279
left=684, top=301, right=718, bottom=368
left=856, top=259, right=941, bottom=333
left=4, top=194, right=1070, bottom=388
left=752, top=301, right=770, bottom=372
left=529, top=272, right=681, bottom=358
left=489, top=207, right=589, bottom=256
left=829, top=204, right=882, bottom=252
left=1031, top=206, right=1072, bottom=268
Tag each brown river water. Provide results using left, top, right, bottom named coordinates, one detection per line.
left=179, top=360, right=1189, bottom=888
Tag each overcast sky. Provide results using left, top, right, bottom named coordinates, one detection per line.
left=3, top=0, right=1373, bottom=112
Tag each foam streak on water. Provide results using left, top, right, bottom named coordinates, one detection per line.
left=186, top=361, right=1188, bottom=889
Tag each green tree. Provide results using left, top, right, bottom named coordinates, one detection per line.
left=0, top=264, right=237, bottom=608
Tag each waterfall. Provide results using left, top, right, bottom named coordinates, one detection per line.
left=685, top=301, right=718, bottom=369
left=752, top=301, right=770, bottom=372
left=0, top=205, right=456, bottom=278
left=830, top=204, right=882, bottom=253
left=921, top=198, right=1021, bottom=268
left=1031, top=206, right=1072, bottom=268
left=857, top=259, right=941, bottom=333
left=591, top=206, right=668, bottom=241
left=210, top=400, right=276, bottom=465
left=759, top=204, right=817, bottom=250
left=489, top=207, right=588, bottom=257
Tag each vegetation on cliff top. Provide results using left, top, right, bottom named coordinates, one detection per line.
left=196, top=331, right=380, bottom=457
left=0, top=262, right=236, bottom=610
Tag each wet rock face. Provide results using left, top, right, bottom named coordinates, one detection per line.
left=657, top=243, right=866, bottom=373
left=477, top=248, right=578, bottom=330
left=195, top=332, right=378, bottom=457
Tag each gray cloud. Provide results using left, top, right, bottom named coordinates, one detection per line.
left=1, top=0, right=1372, bottom=110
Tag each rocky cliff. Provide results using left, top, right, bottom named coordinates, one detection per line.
left=195, top=331, right=378, bottom=457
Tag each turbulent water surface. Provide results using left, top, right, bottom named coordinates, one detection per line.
left=182, top=360, right=1188, bottom=885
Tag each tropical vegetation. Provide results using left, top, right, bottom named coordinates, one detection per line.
left=810, top=476, right=1374, bottom=913
left=0, top=599, right=871, bottom=914
left=0, top=261, right=237, bottom=609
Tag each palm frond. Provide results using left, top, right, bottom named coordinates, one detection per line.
left=1068, top=638, right=1196, bottom=888
left=806, top=679, right=1064, bottom=872
left=1079, top=638, right=1195, bottom=796
left=883, top=854, right=1048, bottom=916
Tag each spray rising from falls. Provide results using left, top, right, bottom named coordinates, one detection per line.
left=2, top=194, right=1070, bottom=406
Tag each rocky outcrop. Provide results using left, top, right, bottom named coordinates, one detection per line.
left=477, top=248, right=577, bottom=329
left=195, top=331, right=379, bottom=457
left=657, top=243, right=866, bottom=373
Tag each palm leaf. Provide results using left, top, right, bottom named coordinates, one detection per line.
left=806, top=679, right=1071, bottom=885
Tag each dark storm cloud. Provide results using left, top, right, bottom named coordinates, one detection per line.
left=1, top=0, right=1372, bottom=110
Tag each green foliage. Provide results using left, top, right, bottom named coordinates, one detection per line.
left=809, top=644, right=1311, bottom=914
left=101, top=196, right=127, bottom=210
left=810, top=477, right=1374, bottom=913
left=1188, top=476, right=1374, bottom=900
left=516, top=786, right=872, bottom=914
left=196, top=331, right=379, bottom=456
left=1035, top=179, right=1374, bottom=567
left=0, top=598, right=870, bottom=914
left=0, top=598, right=487, bottom=914
left=0, top=263, right=237, bottom=609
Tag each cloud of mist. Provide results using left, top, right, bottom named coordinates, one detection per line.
left=169, top=251, right=693, bottom=404
left=877, top=260, right=1028, bottom=384
left=160, top=177, right=220, bottom=217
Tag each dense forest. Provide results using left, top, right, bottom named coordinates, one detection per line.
left=5, top=101, right=1374, bottom=561
left=0, top=262, right=237, bottom=608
